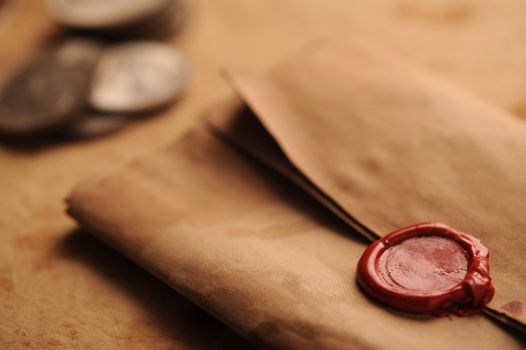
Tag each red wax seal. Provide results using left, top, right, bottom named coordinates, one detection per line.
left=357, top=223, right=494, bottom=315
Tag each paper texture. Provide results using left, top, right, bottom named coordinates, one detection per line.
left=68, top=124, right=524, bottom=349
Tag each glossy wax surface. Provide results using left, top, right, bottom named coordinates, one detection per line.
left=357, top=223, right=494, bottom=314
left=378, top=236, right=469, bottom=293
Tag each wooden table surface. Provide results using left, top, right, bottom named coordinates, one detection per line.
left=1, top=1, right=526, bottom=349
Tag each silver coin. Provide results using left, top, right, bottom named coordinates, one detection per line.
left=0, top=39, right=101, bottom=135
left=62, top=112, right=128, bottom=139
left=46, top=0, right=171, bottom=30
left=89, top=41, right=188, bottom=113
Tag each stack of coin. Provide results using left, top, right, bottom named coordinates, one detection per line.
left=0, top=1, right=189, bottom=142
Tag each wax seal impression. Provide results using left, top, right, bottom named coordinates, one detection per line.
left=357, top=223, right=494, bottom=315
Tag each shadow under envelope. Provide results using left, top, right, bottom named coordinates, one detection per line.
left=55, top=228, right=255, bottom=350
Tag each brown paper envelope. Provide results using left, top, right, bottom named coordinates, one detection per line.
left=209, top=36, right=526, bottom=325
left=68, top=127, right=524, bottom=349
